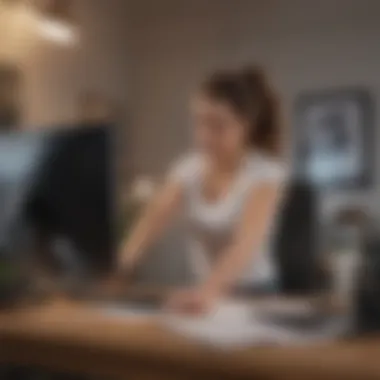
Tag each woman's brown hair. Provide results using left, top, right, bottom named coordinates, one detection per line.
left=201, top=65, right=282, bottom=156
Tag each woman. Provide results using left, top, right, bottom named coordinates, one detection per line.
left=119, top=66, right=287, bottom=314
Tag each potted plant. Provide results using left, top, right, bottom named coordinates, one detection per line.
left=0, top=252, right=25, bottom=307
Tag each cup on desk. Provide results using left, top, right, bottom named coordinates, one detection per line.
left=329, top=248, right=360, bottom=315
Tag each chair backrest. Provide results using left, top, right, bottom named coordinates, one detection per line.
left=273, top=180, right=321, bottom=295
left=354, top=231, right=380, bottom=333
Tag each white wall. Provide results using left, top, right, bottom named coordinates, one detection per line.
left=127, top=0, right=380, bottom=218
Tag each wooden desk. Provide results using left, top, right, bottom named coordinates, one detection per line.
left=0, top=298, right=379, bottom=380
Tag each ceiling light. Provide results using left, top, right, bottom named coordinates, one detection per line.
left=36, top=0, right=77, bottom=46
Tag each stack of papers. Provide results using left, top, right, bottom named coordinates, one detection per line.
left=161, top=300, right=347, bottom=349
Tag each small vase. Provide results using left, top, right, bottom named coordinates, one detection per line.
left=330, top=226, right=362, bottom=320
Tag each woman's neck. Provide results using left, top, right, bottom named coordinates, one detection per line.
left=209, top=149, right=250, bottom=174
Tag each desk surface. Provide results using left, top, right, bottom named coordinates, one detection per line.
left=0, top=297, right=379, bottom=380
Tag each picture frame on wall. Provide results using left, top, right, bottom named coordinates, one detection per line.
left=294, top=88, right=375, bottom=190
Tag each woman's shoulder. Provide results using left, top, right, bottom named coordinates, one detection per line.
left=168, top=151, right=204, bottom=184
left=245, top=151, right=288, bottom=182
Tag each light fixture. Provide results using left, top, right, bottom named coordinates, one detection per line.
left=36, top=0, right=77, bottom=45
left=1, top=0, right=78, bottom=45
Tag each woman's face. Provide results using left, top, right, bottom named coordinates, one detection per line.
left=191, top=94, right=248, bottom=160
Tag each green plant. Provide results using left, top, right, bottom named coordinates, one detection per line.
left=0, top=259, right=18, bottom=285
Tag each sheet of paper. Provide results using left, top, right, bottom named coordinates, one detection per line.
left=161, top=300, right=347, bottom=349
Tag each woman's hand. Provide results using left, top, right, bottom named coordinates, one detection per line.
left=165, top=287, right=220, bottom=316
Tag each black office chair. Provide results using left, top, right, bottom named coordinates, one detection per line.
left=273, top=179, right=322, bottom=295
left=354, top=230, right=380, bottom=333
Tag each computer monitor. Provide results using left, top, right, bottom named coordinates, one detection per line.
left=23, top=124, right=116, bottom=277
left=0, top=130, right=49, bottom=257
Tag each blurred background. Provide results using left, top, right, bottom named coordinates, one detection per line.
left=1, top=2, right=380, bottom=379
left=0, top=0, right=379, bottom=286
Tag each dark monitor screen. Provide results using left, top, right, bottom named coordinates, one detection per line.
left=25, top=124, right=116, bottom=275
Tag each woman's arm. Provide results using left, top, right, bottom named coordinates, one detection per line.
left=201, top=181, right=284, bottom=297
left=166, top=180, right=285, bottom=314
left=119, top=179, right=184, bottom=272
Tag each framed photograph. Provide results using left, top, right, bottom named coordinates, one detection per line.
left=294, top=88, right=375, bottom=189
